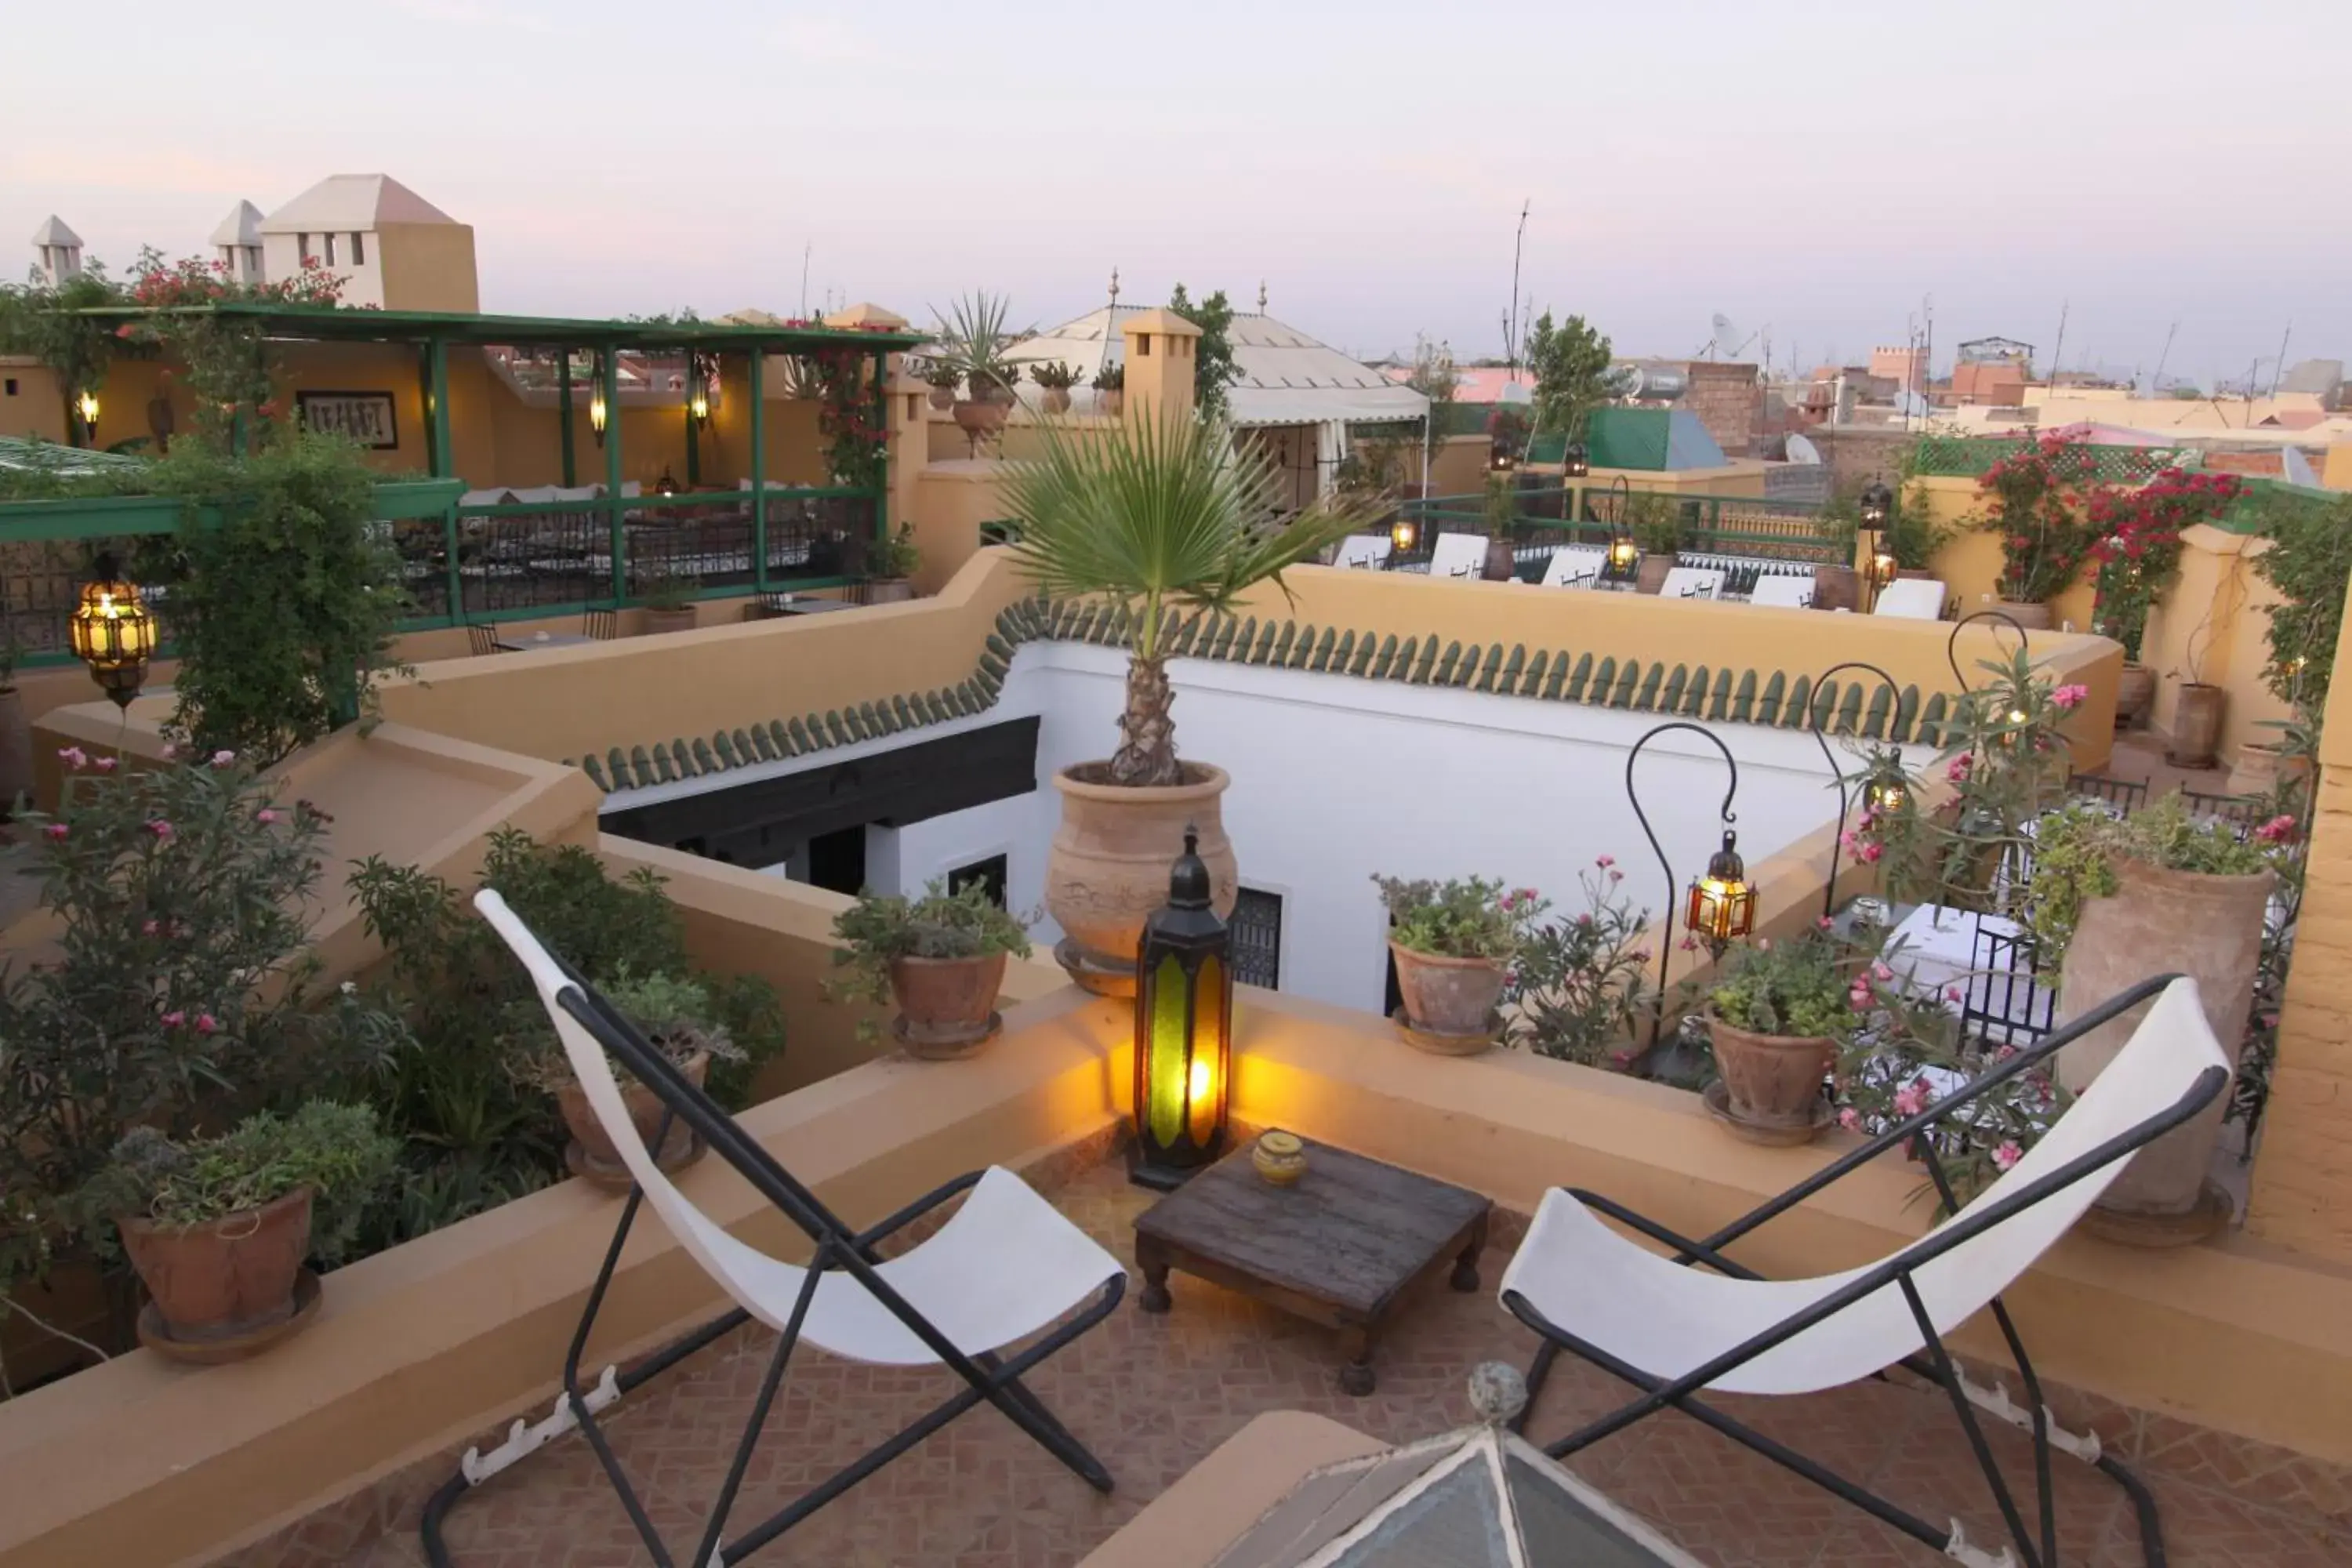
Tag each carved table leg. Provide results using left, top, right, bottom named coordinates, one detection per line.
left=1337, top=1324, right=1377, bottom=1395
left=1136, top=1235, right=1173, bottom=1314
left=1451, top=1209, right=1491, bottom=1293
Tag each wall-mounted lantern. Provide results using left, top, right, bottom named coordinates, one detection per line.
left=590, top=390, right=608, bottom=448
left=1562, top=439, right=1591, bottom=480
left=75, top=388, right=100, bottom=444
left=1390, top=513, right=1420, bottom=557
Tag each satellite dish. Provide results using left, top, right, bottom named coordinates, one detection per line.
left=2284, top=447, right=2319, bottom=488
left=1785, top=433, right=1823, bottom=465
left=1709, top=314, right=1736, bottom=359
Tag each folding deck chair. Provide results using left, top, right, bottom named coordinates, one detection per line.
left=1499, top=975, right=2228, bottom=1568
left=423, top=891, right=1127, bottom=1568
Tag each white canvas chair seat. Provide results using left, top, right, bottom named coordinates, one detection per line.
left=1657, top=565, right=1726, bottom=601
left=441, top=891, right=1126, bottom=1564
left=1428, top=533, right=1490, bottom=579
left=1334, top=533, right=1392, bottom=570
left=1540, top=546, right=1607, bottom=588
left=1747, top=575, right=1813, bottom=609
left=1874, top=578, right=1946, bottom=619
left=1499, top=977, right=2227, bottom=1568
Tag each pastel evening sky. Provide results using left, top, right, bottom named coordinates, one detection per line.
left=4, top=0, right=2342, bottom=383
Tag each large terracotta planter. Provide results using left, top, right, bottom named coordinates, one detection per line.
left=1480, top=538, right=1517, bottom=582
left=2167, top=683, right=2226, bottom=769
left=866, top=579, right=916, bottom=605
left=890, top=951, right=1007, bottom=1058
left=641, top=606, right=698, bottom=637
left=1040, top=387, right=1073, bottom=416
left=2054, top=857, right=2273, bottom=1243
left=1098, top=390, right=1124, bottom=418
left=1707, top=1014, right=1837, bottom=1134
left=1390, top=943, right=1506, bottom=1048
left=1810, top=565, right=1859, bottom=612
left=1047, top=763, right=1236, bottom=996
left=2227, top=741, right=2310, bottom=800
left=1635, top=554, right=1676, bottom=595
left=927, top=384, right=956, bottom=411
left=0, top=687, right=30, bottom=814
left=559, top=1051, right=709, bottom=1175
left=2114, top=662, right=2157, bottom=729
left=1997, top=598, right=2055, bottom=631
left=118, top=1187, right=313, bottom=1344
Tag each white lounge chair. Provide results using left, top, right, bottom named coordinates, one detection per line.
left=1875, top=578, right=1947, bottom=619
left=1499, top=975, right=2228, bottom=1568
left=1334, top=533, right=1392, bottom=571
left=1428, top=533, right=1490, bottom=580
left=1540, top=546, right=1607, bottom=589
left=435, top=891, right=1127, bottom=1566
left=1748, top=575, right=1814, bottom=609
left=1656, top=565, right=1726, bottom=601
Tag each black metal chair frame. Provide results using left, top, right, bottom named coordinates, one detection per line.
left=421, top=951, right=1123, bottom=1568
left=1505, top=974, right=2226, bottom=1568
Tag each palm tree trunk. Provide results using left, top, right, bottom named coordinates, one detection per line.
left=1110, top=652, right=1180, bottom=786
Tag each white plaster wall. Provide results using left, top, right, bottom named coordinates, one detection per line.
left=610, top=640, right=1917, bottom=1013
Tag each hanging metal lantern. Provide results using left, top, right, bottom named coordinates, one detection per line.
left=67, top=553, right=158, bottom=709
left=1684, top=830, right=1755, bottom=949
left=1562, top=440, right=1591, bottom=479
left=1390, top=512, right=1420, bottom=557
left=1130, top=827, right=1234, bottom=1189
left=590, top=390, right=608, bottom=447
left=1858, top=480, right=1893, bottom=530
left=1863, top=751, right=1910, bottom=816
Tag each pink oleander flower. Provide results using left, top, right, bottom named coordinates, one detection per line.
left=56, top=746, right=87, bottom=770
left=1993, top=1141, right=2024, bottom=1171
left=93, top=755, right=117, bottom=771
left=1871, top=962, right=1894, bottom=982
left=42, top=822, right=67, bottom=840
left=1756, top=937, right=1771, bottom=952
left=1680, top=935, right=1699, bottom=951
left=1893, top=1077, right=1932, bottom=1118
left=1607, top=869, right=1623, bottom=884
left=141, top=919, right=159, bottom=935
left=1944, top=984, right=1964, bottom=1003
left=161, top=741, right=178, bottom=760
left=2253, top=814, right=2298, bottom=845
left=1595, top=855, right=1614, bottom=869
left=1946, top=753, right=1973, bottom=783
left=147, top=819, right=174, bottom=840
left=194, top=1013, right=220, bottom=1035
left=255, top=808, right=278, bottom=824
left=161, top=1010, right=187, bottom=1029
left=1857, top=840, right=1884, bottom=863
left=1631, top=949, right=1651, bottom=964
left=2051, top=684, right=2089, bottom=711
left=1838, top=1108, right=1862, bottom=1131
left=210, top=750, right=237, bottom=768
left=1816, top=916, right=1835, bottom=931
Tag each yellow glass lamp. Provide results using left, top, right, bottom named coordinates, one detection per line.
left=67, top=554, right=158, bottom=709
left=689, top=387, right=712, bottom=428
left=1684, top=830, right=1755, bottom=948
left=75, top=388, right=100, bottom=441
left=1864, top=753, right=1909, bottom=816
left=589, top=390, right=609, bottom=447
left=1606, top=529, right=1639, bottom=577
left=1389, top=513, right=1420, bottom=557
left=1130, top=827, right=1233, bottom=1190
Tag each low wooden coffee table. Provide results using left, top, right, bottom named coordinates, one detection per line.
left=1133, top=1133, right=1492, bottom=1395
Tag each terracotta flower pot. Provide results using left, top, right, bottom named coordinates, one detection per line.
left=866, top=579, right=916, bottom=605
left=890, top=951, right=1007, bottom=1058
left=927, top=385, right=956, bottom=411
left=1707, top=1014, right=1837, bottom=1133
left=1390, top=943, right=1507, bottom=1047
left=641, top=606, right=698, bottom=636
left=558, top=1051, right=709, bottom=1173
left=1810, top=565, right=1859, bottom=612
left=1480, top=537, right=1517, bottom=582
left=2167, top=683, right=2226, bottom=769
left=2227, top=741, right=2309, bottom=800
left=2054, top=856, right=2273, bottom=1243
left=2114, top=662, right=2157, bottom=729
left=1996, top=599, right=2054, bottom=631
left=953, top=398, right=1008, bottom=448
left=1098, top=390, right=1124, bottom=418
left=118, top=1188, right=314, bottom=1344
left=1041, top=387, right=1073, bottom=416
left=1046, top=763, right=1236, bottom=996
left=1635, top=554, right=1677, bottom=595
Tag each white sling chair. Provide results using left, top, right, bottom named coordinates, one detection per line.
left=1426, top=532, right=1490, bottom=579
left=1334, top=533, right=1392, bottom=571
left=1501, top=975, right=2228, bottom=1568
left=1540, top=546, right=1607, bottom=589
left=1875, top=578, right=1948, bottom=619
left=1748, top=575, right=1814, bottom=609
left=427, top=891, right=1127, bottom=1568
left=1656, top=564, right=1726, bottom=601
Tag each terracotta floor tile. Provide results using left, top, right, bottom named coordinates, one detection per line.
left=2092, top=1476, right=2352, bottom=1568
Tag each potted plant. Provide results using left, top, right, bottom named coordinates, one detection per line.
left=919, top=358, right=962, bottom=412
left=862, top=523, right=922, bottom=604
left=2230, top=713, right=2316, bottom=802
left=2089, top=468, right=2241, bottom=729
left=1006, top=413, right=1375, bottom=993
left=1091, top=361, right=1125, bottom=418
left=514, top=968, right=743, bottom=1183
left=1976, top=434, right=2103, bottom=630
left=933, top=292, right=1024, bottom=453
left=1504, top=858, right=1653, bottom=1069
left=2023, top=793, right=2278, bottom=1241
left=1374, top=875, right=1549, bottom=1052
left=1704, top=928, right=1860, bottom=1142
left=826, top=878, right=1034, bottom=1058
left=638, top=566, right=699, bottom=634
left=1628, top=492, right=1682, bottom=594
left=71, top=1102, right=398, bottom=1358
left=1029, top=360, right=1080, bottom=416
left=1479, top=474, right=1518, bottom=581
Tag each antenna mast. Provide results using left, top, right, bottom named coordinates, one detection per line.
left=2270, top=324, right=2292, bottom=397
left=2046, top=299, right=2067, bottom=390
left=1506, top=199, right=1530, bottom=372
left=2151, top=319, right=2178, bottom=394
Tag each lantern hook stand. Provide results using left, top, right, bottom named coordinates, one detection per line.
left=1625, top=721, right=1741, bottom=1056
left=1807, top=660, right=1908, bottom=920
left=1946, top=608, right=2030, bottom=695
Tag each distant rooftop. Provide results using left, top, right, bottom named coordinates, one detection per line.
left=260, top=173, right=458, bottom=233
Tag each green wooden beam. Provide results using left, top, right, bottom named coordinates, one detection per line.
left=603, top=347, right=625, bottom=604
left=749, top=347, right=767, bottom=592
left=684, top=350, right=702, bottom=488
left=558, top=350, right=575, bottom=488
left=425, top=337, right=452, bottom=480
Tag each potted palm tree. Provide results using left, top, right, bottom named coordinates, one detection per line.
left=1007, top=413, right=1375, bottom=993
left=933, top=292, right=1024, bottom=452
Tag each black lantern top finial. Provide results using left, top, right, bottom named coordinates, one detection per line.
left=1167, top=825, right=1210, bottom=911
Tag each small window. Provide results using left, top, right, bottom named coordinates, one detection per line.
left=298, top=233, right=313, bottom=263
left=323, top=234, right=337, bottom=267
left=350, top=231, right=365, bottom=265
left=947, top=854, right=1008, bottom=909
left=3, top=378, right=16, bottom=397
left=1134, top=336, right=1150, bottom=355
left=1231, top=887, right=1283, bottom=990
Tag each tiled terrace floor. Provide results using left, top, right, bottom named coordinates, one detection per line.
left=244, top=1152, right=2349, bottom=1568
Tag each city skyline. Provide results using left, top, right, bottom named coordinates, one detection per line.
left=4, top=0, right=2343, bottom=387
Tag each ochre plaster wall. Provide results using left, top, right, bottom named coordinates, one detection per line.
left=1915, top=474, right=2100, bottom=633
left=0, top=357, right=68, bottom=442
left=2136, top=525, right=2293, bottom=760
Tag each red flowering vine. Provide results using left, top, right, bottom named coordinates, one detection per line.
left=2085, top=468, right=2241, bottom=660
left=1976, top=434, right=2108, bottom=606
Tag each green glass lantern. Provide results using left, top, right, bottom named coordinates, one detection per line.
left=1562, top=439, right=1591, bottom=479
left=1130, top=827, right=1233, bottom=1190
